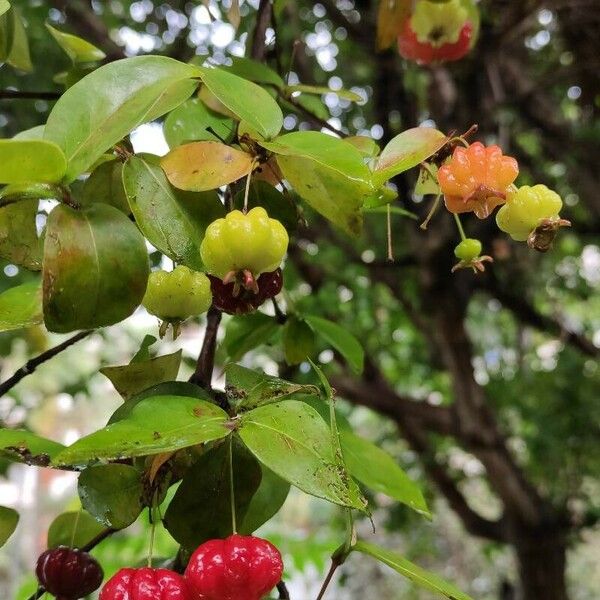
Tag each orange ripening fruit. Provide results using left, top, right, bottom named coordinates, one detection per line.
left=438, top=142, right=519, bottom=219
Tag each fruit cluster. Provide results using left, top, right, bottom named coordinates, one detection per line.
left=432, top=139, right=570, bottom=271
left=36, top=534, right=284, bottom=600
left=397, top=0, right=476, bottom=64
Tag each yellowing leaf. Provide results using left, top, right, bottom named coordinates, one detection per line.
left=377, top=0, right=411, bottom=51
left=160, top=141, right=253, bottom=192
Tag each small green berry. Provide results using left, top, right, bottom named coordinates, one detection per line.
left=454, top=238, right=482, bottom=261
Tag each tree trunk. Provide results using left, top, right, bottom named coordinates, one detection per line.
left=513, top=526, right=569, bottom=600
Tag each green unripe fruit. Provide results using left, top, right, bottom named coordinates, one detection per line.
left=411, top=0, right=468, bottom=46
left=200, top=207, right=289, bottom=279
left=143, top=266, right=212, bottom=321
left=454, top=238, right=482, bottom=261
left=496, top=185, right=563, bottom=241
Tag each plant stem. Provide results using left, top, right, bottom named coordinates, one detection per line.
left=229, top=436, right=237, bottom=533
left=315, top=557, right=342, bottom=600
left=0, top=330, right=93, bottom=397
left=386, top=204, right=394, bottom=261
left=453, top=213, right=467, bottom=241
left=189, top=306, right=222, bottom=390
left=148, top=508, right=157, bottom=568
left=243, top=161, right=257, bottom=213
left=420, top=193, right=442, bottom=230
left=277, top=581, right=291, bottom=599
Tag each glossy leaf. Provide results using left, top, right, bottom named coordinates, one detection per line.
left=0, top=200, right=43, bottom=270
left=46, top=23, right=106, bottom=63
left=78, top=464, right=144, bottom=529
left=340, top=430, right=430, bottom=517
left=286, top=84, right=363, bottom=103
left=161, top=141, right=253, bottom=192
left=239, top=400, right=366, bottom=509
left=100, top=350, right=182, bottom=400
left=47, top=511, right=105, bottom=549
left=283, top=317, right=315, bottom=365
left=163, top=97, right=235, bottom=148
left=239, top=464, right=290, bottom=535
left=12, top=125, right=45, bottom=140
left=44, top=56, right=199, bottom=180
left=0, top=281, right=42, bottom=332
left=345, top=135, right=380, bottom=158
left=0, top=429, right=64, bottom=465
left=53, top=396, right=230, bottom=467
left=42, top=203, right=149, bottom=333
left=304, top=315, right=364, bottom=374
left=261, top=132, right=374, bottom=236
left=221, top=312, right=279, bottom=363
left=223, top=56, right=284, bottom=88
left=0, top=139, right=66, bottom=184
left=197, top=66, right=283, bottom=139
left=0, top=506, right=19, bottom=548
left=225, top=364, right=319, bottom=412
left=164, top=438, right=260, bottom=550
left=0, top=182, right=63, bottom=207
left=122, top=154, right=225, bottom=270
left=82, top=160, right=131, bottom=214
left=0, top=8, right=13, bottom=62
left=0, top=2, right=9, bottom=17
left=6, top=7, right=31, bottom=71
left=373, top=127, right=447, bottom=187
left=353, top=541, right=473, bottom=600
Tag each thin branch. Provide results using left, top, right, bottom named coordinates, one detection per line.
left=189, top=306, right=222, bottom=390
left=315, top=556, right=343, bottom=600
left=250, top=0, right=273, bottom=61
left=277, top=581, right=290, bottom=599
left=0, top=90, right=61, bottom=101
left=283, top=94, right=347, bottom=137
left=0, top=331, right=93, bottom=397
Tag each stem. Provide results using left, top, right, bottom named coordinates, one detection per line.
left=277, top=581, right=291, bottom=599
left=189, top=306, right=222, bottom=390
left=283, top=94, right=346, bottom=138
left=0, top=90, right=61, bottom=101
left=420, top=193, right=442, bottom=230
left=229, top=436, right=237, bottom=533
left=0, top=330, right=93, bottom=397
left=148, top=509, right=157, bottom=568
left=453, top=213, right=467, bottom=241
left=315, top=557, right=342, bottom=600
left=250, top=0, right=273, bottom=61
left=69, top=510, right=82, bottom=548
left=243, top=161, right=257, bottom=213
left=386, top=204, right=394, bottom=261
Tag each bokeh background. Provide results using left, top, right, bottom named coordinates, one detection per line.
left=1, top=1, right=599, bottom=598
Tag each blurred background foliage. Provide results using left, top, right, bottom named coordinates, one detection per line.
left=0, top=0, right=599, bottom=598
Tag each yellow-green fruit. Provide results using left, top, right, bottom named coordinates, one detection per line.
left=496, top=185, right=563, bottom=241
left=411, top=0, right=468, bottom=46
left=143, top=266, right=212, bottom=320
left=200, top=207, right=289, bottom=279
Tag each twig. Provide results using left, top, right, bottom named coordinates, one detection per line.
left=283, top=94, right=346, bottom=138
left=0, top=330, right=93, bottom=397
left=250, top=0, right=273, bottom=61
left=189, top=306, right=222, bottom=389
left=315, top=556, right=342, bottom=600
left=0, top=90, right=61, bottom=101
left=277, top=580, right=291, bottom=599
left=27, top=528, right=116, bottom=600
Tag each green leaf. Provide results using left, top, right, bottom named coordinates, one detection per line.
left=46, top=23, right=106, bottom=63
left=345, top=136, right=380, bottom=158
left=286, top=84, right=363, bottom=103
left=0, top=506, right=18, bottom=548
left=363, top=205, right=418, bottom=220
left=164, top=438, right=260, bottom=550
left=340, top=430, right=430, bottom=517
left=78, top=464, right=144, bottom=529
left=283, top=317, right=315, bottom=365
left=163, top=97, right=236, bottom=148
left=221, top=312, right=279, bottom=363
left=197, top=66, right=283, bottom=139
left=260, top=132, right=374, bottom=236
left=12, top=125, right=45, bottom=140
left=353, top=541, right=473, bottom=600
left=304, top=315, right=364, bottom=374
left=45, top=56, right=199, bottom=181
left=81, top=160, right=131, bottom=214
left=373, top=127, right=447, bottom=187
left=42, top=203, right=149, bottom=333
left=0, top=8, right=14, bottom=63
left=122, top=154, right=225, bottom=270
left=239, top=464, right=290, bottom=535
left=239, top=400, right=366, bottom=509
left=108, top=381, right=211, bottom=424
left=47, top=511, right=105, bottom=549
left=0, top=429, right=64, bottom=465
left=0, top=139, right=67, bottom=184
left=0, top=182, right=63, bottom=207
left=225, top=364, right=319, bottom=412
left=6, top=7, right=32, bottom=72
left=0, top=2, right=10, bottom=17
left=0, top=200, right=43, bottom=270
left=100, top=350, right=182, bottom=400
left=223, top=57, right=284, bottom=88
left=131, top=334, right=158, bottom=363
left=0, top=281, right=42, bottom=332
left=53, top=396, right=230, bottom=467
left=414, top=163, right=441, bottom=196
left=160, top=141, right=252, bottom=192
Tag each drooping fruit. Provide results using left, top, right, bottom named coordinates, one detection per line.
left=438, top=142, right=519, bottom=219
left=36, top=546, right=103, bottom=600
left=185, top=534, right=284, bottom=600
left=454, top=238, right=482, bottom=261
left=99, top=567, right=191, bottom=600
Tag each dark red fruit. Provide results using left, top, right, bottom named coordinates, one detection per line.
left=208, top=268, right=283, bottom=315
left=185, top=534, right=284, bottom=600
left=36, top=546, right=103, bottom=600
left=99, top=567, right=191, bottom=600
